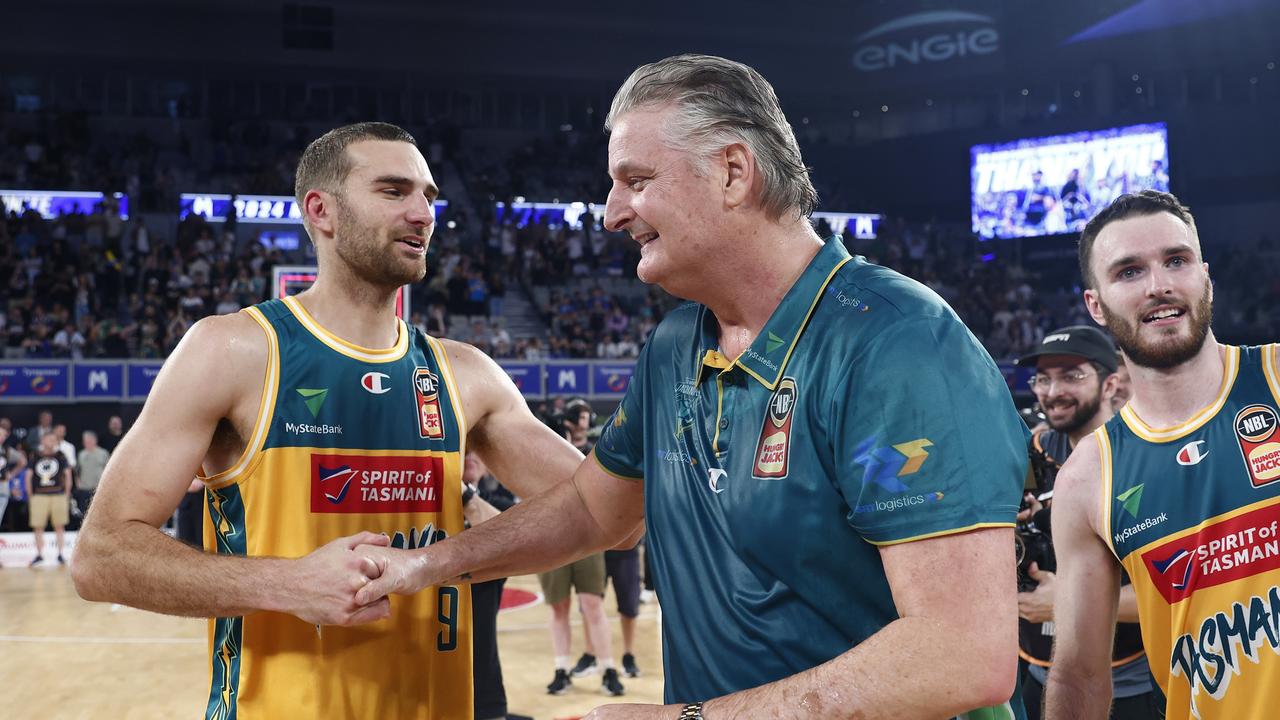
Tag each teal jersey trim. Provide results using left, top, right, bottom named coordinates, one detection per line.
left=206, top=483, right=247, bottom=720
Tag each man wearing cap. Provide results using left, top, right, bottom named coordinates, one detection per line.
left=1014, top=326, right=1159, bottom=719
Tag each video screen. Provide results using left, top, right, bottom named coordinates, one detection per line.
left=971, top=123, right=1168, bottom=239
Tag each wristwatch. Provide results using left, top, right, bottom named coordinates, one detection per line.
left=678, top=702, right=704, bottom=719
left=461, top=483, right=477, bottom=506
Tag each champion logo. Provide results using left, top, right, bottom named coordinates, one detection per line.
left=1176, top=440, right=1209, bottom=466
left=361, top=372, right=391, bottom=394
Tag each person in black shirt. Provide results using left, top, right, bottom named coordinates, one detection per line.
left=26, top=433, right=72, bottom=566
left=99, top=415, right=125, bottom=454
left=463, top=451, right=533, bottom=720
left=1014, top=326, right=1159, bottom=719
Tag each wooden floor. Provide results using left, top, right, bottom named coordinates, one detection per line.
left=0, top=565, right=664, bottom=720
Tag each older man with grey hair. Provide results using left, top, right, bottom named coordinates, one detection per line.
left=358, top=54, right=1028, bottom=720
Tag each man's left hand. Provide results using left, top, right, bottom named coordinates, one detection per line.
left=582, top=703, right=685, bottom=719
left=1017, top=562, right=1056, bottom=623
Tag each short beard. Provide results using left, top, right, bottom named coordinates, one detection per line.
left=333, top=196, right=427, bottom=289
left=1047, top=390, right=1105, bottom=435
left=1099, top=281, right=1213, bottom=370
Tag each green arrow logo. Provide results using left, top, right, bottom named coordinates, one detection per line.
left=296, top=388, right=329, bottom=418
left=766, top=332, right=785, bottom=354
left=1116, top=484, right=1144, bottom=519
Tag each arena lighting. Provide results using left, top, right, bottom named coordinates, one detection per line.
left=495, top=200, right=884, bottom=239
left=179, top=193, right=448, bottom=224
left=0, top=189, right=128, bottom=219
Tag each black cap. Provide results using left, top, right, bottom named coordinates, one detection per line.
left=1016, top=325, right=1118, bottom=373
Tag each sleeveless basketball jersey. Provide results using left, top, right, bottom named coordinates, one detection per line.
left=1103, top=344, right=1280, bottom=720
left=199, top=296, right=472, bottom=720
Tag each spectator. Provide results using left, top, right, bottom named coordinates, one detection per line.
left=27, top=433, right=72, bottom=566
left=52, top=423, right=78, bottom=470
left=75, top=430, right=110, bottom=518
left=100, top=415, right=125, bottom=453
left=28, top=410, right=54, bottom=447
left=0, top=425, right=25, bottom=543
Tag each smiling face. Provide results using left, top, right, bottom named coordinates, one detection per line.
left=603, top=105, right=727, bottom=296
left=312, top=139, right=438, bottom=290
left=1032, top=355, right=1109, bottom=435
left=1084, top=212, right=1213, bottom=370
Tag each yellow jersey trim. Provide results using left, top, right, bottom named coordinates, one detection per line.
left=1262, top=344, right=1280, bottom=407
left=1097, top=426, right=1117, bottom=561
left=200, top=306, right=280, bottom=488
left=283, top=295, right=409, bottom=363
left=1118, top=344, right=1240, bottom=443
left=712, top=373, right=726, bottom=455
left=427, top=335, right=467, bottom=459
left=736, top=257, right=852, bottom=390
left=865, top=521, right=1015, bottom=547
left=592, top=452, right=643, bottom=481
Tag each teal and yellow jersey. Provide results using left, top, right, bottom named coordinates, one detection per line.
left=595, top=238, right=1028, bottom=717
left=200, top=296, right=472, bottom=720
left=1103, top=343, right=1280, bottom=720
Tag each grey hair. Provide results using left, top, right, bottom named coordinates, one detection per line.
left=605, top=54, right=818, bottom=220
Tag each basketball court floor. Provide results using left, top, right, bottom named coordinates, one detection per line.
left=0, top=565, right=664, bottom=719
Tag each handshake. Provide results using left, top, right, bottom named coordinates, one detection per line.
left=283, top=531, right=447, bottom=626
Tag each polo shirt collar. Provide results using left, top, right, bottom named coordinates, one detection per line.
left=695, top=237, right=852, bottom=390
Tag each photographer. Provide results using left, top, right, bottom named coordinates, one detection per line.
left=1015, top=327, right=1158, bottom=719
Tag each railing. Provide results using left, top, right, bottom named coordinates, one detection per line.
left=0, top=359, right=1035, bottom=403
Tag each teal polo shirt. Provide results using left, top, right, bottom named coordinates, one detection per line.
left=595, top=238, right=1028, bottom=713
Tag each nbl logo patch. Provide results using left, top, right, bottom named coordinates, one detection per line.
left=414, top=367, right=445, bottom=440
left=1234, top=404, right=1280, bottom=488
left=753, top=377, right=797, bottom=479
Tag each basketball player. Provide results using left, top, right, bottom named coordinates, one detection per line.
left=1046, top=190, right=1280, bottom=719
left=1015, top=326, right=1158, bottom=719
left=356, top=56, right=1027, bottom=719
left=72, top=122, right=583, bottom=720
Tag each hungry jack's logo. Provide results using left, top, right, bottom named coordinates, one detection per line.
left=753, top=377, right=797, bottom=479
left=414, top=367, right=444, bottom=440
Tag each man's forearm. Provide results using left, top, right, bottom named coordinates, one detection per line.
left=702, top=616, right=1012, bottom=720
left=74, top=519, right=294, bottom=617
left=432, top=479, right=619, bottom=585
left=1044, top=665, right=1113, bottom=720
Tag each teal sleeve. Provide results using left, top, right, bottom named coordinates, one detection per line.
left=594, top=343, right=649, bottom=479
left=832, top=314, right=1027, bottom=544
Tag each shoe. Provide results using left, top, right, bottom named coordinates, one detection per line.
left=622, top=652, right=641, bottom=678
left=570, top=652, right=598, bottom=678
left=57, top=555, right=65, bottom=565
left=639, top=589, right=655, bottom=604
left=29, top=555, right=43, bottom=567
left=546, top=669, right=572, bottom=695
left=602, top=667, right=625, bottom=696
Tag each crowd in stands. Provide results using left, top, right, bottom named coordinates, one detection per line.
left=1, top=110, right=1277, bottom=368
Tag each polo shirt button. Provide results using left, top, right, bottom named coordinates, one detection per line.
left=718, top=418, right=729, bottom=429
